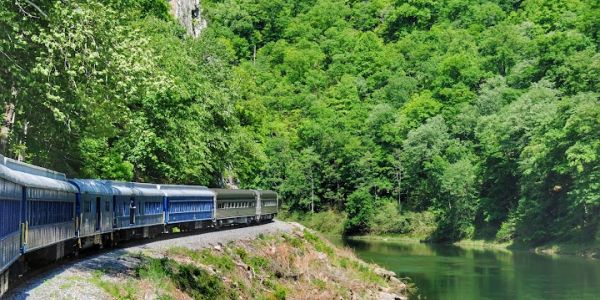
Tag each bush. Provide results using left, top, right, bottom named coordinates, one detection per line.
left=369, top=202, right=437, bottom=238
left=369, top=201, right=410, bottom=235
left=280, top=209, right=346, bottom=235
left=137, top=257, right=233, bottom=300
left=496, top=215, right=517, bottom=243
left=344, top=188, right=374, bottom=235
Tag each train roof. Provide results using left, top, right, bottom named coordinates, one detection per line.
left=134, top=182, right=164, bottom=197
left=69, top=179, right=114, bottom=195
left=257, top=190, right=278, bottom=199
left=0, top=154, right=77, bottom=192
left=103, top=181, right=165, bottom=197
left=210, top=188, right=257, bottom=199
left=158, top=184, right=214, bottom=197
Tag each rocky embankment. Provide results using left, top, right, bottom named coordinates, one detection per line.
left=6, top=221, right=407, bottom=300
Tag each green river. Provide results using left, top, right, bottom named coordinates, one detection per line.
left=331, top=237, right=600, bottom=299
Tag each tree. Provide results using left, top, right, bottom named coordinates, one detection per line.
left=344, top=187, right=374, bottom=234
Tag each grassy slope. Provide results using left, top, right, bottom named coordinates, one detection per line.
left=90, top=227, right=408, bottom=299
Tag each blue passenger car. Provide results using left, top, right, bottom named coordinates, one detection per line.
left=159, top=185, right=215, bottom=226
left=0, top=155, right=77, bottom=254
left=69, top=179, right=114, bottom=238
left=106, top=181, right=165, bottom=229
left=0, top=157, right=24, bottom=278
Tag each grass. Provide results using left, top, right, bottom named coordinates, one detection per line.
left=90, top=270, right=137, bottom=300
left=85, top=227, right=407, bottom=299
left=282, top=207, right=437, bottom=241
left=175, top=228, right=405, bottom=298
left=136, top=256, right=235, bottom=300
left=280, top=209, right=347, bottom=235
left=531, top=241, right=600, bottom=258
left=168, top=247, right=235, bottom=271
left=304, top=229, right=335, bottom=257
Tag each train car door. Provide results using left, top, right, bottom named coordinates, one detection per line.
left=129, top=198, right=136, bottom=225
left=95, top=197, right=101, bottom=231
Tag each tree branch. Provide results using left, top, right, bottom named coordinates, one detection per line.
left=20, top=0, right=48, bottom=18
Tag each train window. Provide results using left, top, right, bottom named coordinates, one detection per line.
left=144, top=202, right=162, bottom=214
left=105, top=200, right=110, bottom=212
left=84, top=200, right=91, bottom=213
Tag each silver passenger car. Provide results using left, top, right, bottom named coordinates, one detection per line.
left=256, top=190, right=278, bottom=221
left=212, top=189, right=258, bottom=225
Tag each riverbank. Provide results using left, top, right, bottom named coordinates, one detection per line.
left=283, top=210, right=599, bottom=260
left=7, top=221, right=408, bottom=300
left=343, top=234, right=600, bottom=259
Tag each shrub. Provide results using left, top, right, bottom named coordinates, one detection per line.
left=344, top=188, right=374, bottom=235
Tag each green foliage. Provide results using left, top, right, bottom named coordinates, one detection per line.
left=369, top=202, right=437, bottom=238
left=281, top=209, right=346, bottom=235
left=137, top=257, right=232, bottom=300
left=344, top=188, right=375, bottom=234
left=90, top=270, right=137, bottom=300
left=2, top=0, right=598, bottom=245
left=304, top=229, right=335, bottom=257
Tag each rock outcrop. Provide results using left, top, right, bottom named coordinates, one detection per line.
left=169, top=0, right=207, bottom=37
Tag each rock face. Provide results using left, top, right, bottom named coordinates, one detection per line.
left=169, top=0, right=207, bottom=37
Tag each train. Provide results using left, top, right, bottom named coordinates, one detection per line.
left=0, top=154, right=278, bottom=296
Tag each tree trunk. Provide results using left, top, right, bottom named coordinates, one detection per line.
left=396, top=161, right=403, bottom=213
left=310, top=172, right=314, bottom=213
left=1, top=103, right=15, bottom=154
left=17, top=120, right=27, bottom=162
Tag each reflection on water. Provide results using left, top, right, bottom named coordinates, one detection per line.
left=330, top=237, right=600, bottom=300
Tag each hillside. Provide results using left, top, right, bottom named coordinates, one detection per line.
left=0, top=0, right=598, bottom=247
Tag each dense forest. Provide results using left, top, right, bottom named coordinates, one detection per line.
left=1, top=0, right=598, bottom=245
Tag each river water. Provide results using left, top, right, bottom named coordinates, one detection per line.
left=330, top=237, right=600, bottom=299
